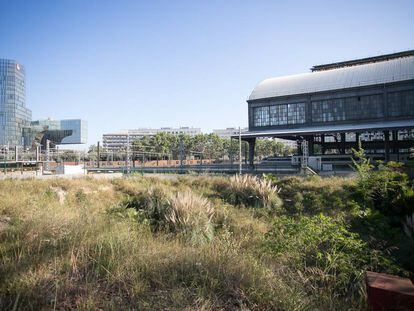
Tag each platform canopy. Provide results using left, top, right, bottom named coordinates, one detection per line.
left=234, top=119, right=414, bottom=140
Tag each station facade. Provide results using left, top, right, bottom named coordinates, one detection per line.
left=240, top=50, right=414, bottom=164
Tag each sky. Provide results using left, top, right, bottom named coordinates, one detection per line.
left=1, top=0, right=413, bottom=148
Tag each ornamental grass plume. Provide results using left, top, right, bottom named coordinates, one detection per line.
left=225, top=174, right=282, bottom=209
left=130, top=185, right=215, bottom=243
left=167, top=190, right=215, bottom=243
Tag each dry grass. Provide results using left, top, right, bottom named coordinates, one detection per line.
left=221, top=174, right=282, bottom=210
left=0, top=176, right=303, bottom=310
left=168, top=190, right=215, bottom=243
left=0, top=174, right=408, bottom=310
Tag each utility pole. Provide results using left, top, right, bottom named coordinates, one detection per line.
left=125, top=132, right=131, bottom=175
left=239, top=127, right=242, bottom=175
left=35, top=145, right=40, bottom=175
left=97, top=141, right=100, bottom=168
left=3, top=146, right=6, bottom=174
left=44, top=139, right=50, bottom=173
left=179, top=136, right=184, bottom=173
left=83, top=151, right=86, bottom=174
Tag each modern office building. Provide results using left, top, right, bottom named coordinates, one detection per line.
left=59, top=119, right=88, bottom=144
left=238, top=50, right=414, bottom=164
left=103, top=127, right=201, bottom=152
left=23, top=118, right=88, bottom=148
left=0, top=58, right=87, bottom=150
left=0, top=59, right=32, bottom=146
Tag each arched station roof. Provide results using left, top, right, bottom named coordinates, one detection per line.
left=249, top=54, right=414, bottom=101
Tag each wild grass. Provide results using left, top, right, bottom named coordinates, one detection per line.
left=219, top=174, right=282, bottom=210
left=0, top=173, right=412, bottom=310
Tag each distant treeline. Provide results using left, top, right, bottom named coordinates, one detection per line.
left=131, top=132, right=295, bottom=161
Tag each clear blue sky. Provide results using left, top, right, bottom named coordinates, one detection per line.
left=1, top=0, right=413, bottom=148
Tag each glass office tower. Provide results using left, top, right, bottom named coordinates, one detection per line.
left=0, top=59, right=32, bottom=146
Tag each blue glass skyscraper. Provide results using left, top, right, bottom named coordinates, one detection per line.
left=0, top=59, right=32, bottom=146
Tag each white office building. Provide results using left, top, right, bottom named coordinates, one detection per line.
left=103, top=127, right=201, bottom=152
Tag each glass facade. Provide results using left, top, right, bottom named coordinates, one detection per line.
left=312, top=94, right=384, bottom=123
left=0, top=59, right=32, bottom=146
left=23, top=119, right=88, bottom=147
left=60, top=119, right=88, bottom=144
left=387, top=90, right=414, bottom=117
left=253, top=103, right=306, bottom=127
left=251, top=90, right=414, bottom=128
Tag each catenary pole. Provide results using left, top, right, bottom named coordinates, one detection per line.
left=239, top=127, right=242, bottom=175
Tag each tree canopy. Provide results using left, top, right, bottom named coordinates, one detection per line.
left=130, top=133, right=295, bottom=161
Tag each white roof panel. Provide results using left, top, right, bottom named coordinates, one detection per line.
left=249, top=56, right=414, bottom=101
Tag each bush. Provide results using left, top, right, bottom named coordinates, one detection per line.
left=353, top=159, right=414, bottom=220
left=221, top=174, right=282, bottom=210
left=264, top=214, right=403, bottom=307
left=127, top=184, right=172, bottom=231
left=275, top=176, right=352, bottom=215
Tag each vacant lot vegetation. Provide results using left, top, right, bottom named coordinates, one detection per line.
left=1, top=166, right=413, bottom=310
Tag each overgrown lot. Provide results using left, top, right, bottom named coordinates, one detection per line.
left=1, top=165, right=413, bottom=310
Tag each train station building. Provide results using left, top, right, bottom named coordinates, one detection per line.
left=239, top=50, right=414, bottom=166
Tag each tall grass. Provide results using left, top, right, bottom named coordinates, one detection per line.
left=122, top=183, right=215, bottom=244
left=168, top=190, right=215, bottom=243
left=0, top=174, right=411, bottom=310
left=221, top=174, right=282, bottom=209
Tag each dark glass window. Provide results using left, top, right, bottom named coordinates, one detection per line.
left=388, top=90, right=414, bottom=117
left=253, top=106, right=269, bottom=126
left=312, top=94, right=384, bottom=123
left=253, top=103, right=305, bottom=127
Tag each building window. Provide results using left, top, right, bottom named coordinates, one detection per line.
left=388, top=90, right=414, bottom=117
left=253, top=102, right=305, bottom=127
left=253, top=106, right=270, bottom=126
left=312, top=94, right=384, bottom=123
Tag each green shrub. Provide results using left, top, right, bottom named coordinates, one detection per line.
left=264, top=214, right=403, bottom=307
left=127, top=184, right=171, bottom=231
left=353, top=159, right=414, bottom=220
left=275, top=176, right=352, bottom=215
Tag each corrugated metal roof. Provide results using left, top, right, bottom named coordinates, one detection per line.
left=249, top=55, right=414, bottom=101
left=236, top=119, right=414, bottom=138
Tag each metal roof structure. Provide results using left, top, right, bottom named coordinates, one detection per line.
left=236, top=119, right=414, bottom=139
left=249, top=54, right=414, bottom=101
left=311, top=50, right=414, bottom=72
